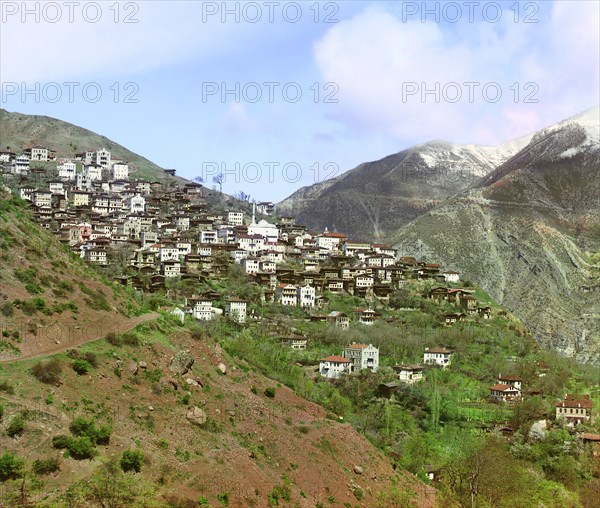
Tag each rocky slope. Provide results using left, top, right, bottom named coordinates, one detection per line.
left=0, top=194, right=153, bottom=361
left=0, top=325, right=435, bottom=507
left=277, top=135, right=531, bottom=241
left=392, top=107, right=600, bottom=363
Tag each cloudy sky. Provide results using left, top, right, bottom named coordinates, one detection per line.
left=1, top=0, right=598, bottom=201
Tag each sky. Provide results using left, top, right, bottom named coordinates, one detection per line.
left=1, top=0, right=599, bottom=201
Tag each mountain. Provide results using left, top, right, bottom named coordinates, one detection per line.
left=392, top=106, right=600, bottom=363
left=0, top=108, right=166, bottom=181
left=277, top=135, right=532, bottom=241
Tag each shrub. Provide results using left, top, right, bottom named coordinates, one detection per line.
left=31, top=358, right=62, bottom=384
left=94, top=424, right=112, bottom=445
left=264, top=387, right=276, bottom=399
left=120, top=449, right=144, bottom=473
left=72, top=359, right=92, bottom=375
left=7, top=414, right=25, bottom=437
left=106, top=332, right=121, bottom=346
left=52, top=435, right=71, bottom=449
left=69, top=416, right=112, bottom=445
left=69, top=416, right=95, bottom=438
left=0, top=301, right=13, bottom=317
left=217, top=492, right=229, bottom=507
left=0, top=381, right=14, bottom=394
left=144, top=369, right=163, bottom=383
left=0, top=403, right=3, bottom=420
left=67, top=436, right=96, bottom=460
left=121, top=332, right=140, bottom=347
left=0, top=452, right=25, bottom=481
left=32, top=457, right=60, bottom=475
left=83, top=352, right=98, bottom=367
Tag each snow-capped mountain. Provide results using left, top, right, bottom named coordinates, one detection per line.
left=277, top=130, right=534, bottom=241
left=393, top=106, right=600, bottom=363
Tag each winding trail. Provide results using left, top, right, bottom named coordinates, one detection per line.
left=0, top=311, right=159, bottom=363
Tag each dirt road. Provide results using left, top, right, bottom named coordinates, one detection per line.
left=0, top=311, right=160, bottom=363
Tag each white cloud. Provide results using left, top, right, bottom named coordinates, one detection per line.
left=313, top=1, right=600, bottom=145
left=0, top=1, right=258, bottom=82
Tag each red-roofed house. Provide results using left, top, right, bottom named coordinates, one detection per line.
left=489, top=384, right=521, bottom=403
left=319, top=356, right=352, bottom=379
left=555, top=394, right=593, bottom=425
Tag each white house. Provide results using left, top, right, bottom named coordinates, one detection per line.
left=319, top=356, right=352, bottom=379
left=555, top=394, right=593, bottom=426
left=316, top=231, right=346, bottom=251
left=84, top=164, right=103, bottom=181
left=12, top=155, right=30, bottom=175
left=127, top=194, right=145, bottom=213
left=275, top=284, right=298, bottom=306
left=190, top=298, right=214, bottom=321
left=297, top=285, right=316, bottom=309
left=161, top=260, right=181, bottom=278
left=225, top=298, right=247, bottom=323
left=111, top=162, right=129, bottom=180
left=26, top=146, right=50, bottom=161
left=57, top=160, right=77, bottom=180
left=393, top=365, right=424, bottom=384
left=94, top=148, right=111, bottom=168
left=75, top=173, right=92, bottom=191
left=242, top=257, right=260, bottom=275
left=226, top=211, right=244, bottom=226
left=442, top=270, right=460, bottom=283
left=200, top=230, right=218, bottom=244
left=424, top=347, right=453, bottom=368
left=343, top=343, right=379, bottom=372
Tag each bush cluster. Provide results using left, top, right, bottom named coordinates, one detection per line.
left=31, top=358, right=62, bottom=384
left=52, top=416, right=112, bottom=460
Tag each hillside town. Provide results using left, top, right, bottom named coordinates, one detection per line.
left=1, top=146, right=594, bottom=424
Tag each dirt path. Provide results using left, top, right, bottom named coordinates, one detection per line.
left=0, top=311, right=160, bottom=363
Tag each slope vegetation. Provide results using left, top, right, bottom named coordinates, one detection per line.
left=0, top=109, right=165, bottom=181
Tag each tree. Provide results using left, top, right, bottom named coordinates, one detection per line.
left=87, top=457, right=151, bottom=508
left=0, top=452, right=24, bottom=481
left=213, top=172, right=224, bottom=193
left=120, top=449, right=144, bottom=473
left=193, top=176, right=204, bottom=183
left=235, top=191, right=251, bottom=202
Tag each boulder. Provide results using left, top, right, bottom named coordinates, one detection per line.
left=186, top=378, right=199, bottom=387
left=217, top=362, right=227, bottom=375
left=186, top=406, right=208, bottom=426
left=169, top=351, right=194, bottom=375
left=138, top=361, right=147, bottom=369
left=128, top=362, right=138, bottom=375
left=353, top=465, right=364, bottom=475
